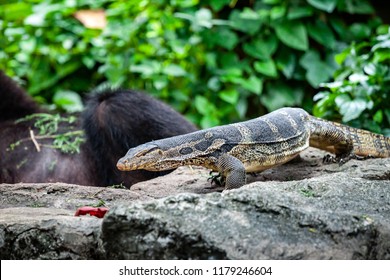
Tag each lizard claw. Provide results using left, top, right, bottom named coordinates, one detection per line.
left=208, top=172, right=225, bottom=187
left=322, top=154, right=337, bottom=164
left=337, top=153, right=366, bottom=166
left=337, top=153, right=362, bottom=166
left=323, top=153, right=356, bottom=166
left=350, top=154, right=373, bottom=160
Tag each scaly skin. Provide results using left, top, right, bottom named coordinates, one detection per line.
left=117, top=108, right=390, bottom=189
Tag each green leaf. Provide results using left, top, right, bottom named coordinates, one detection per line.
left=220, top=53, right=240, bottom=69
left=219, top=89, right=239, bottom=104
left=348, top=73, right=368, bottom=83
left=275, top=51, right=296, bottom=79
left=373, top=41, right=390, bottom=52
left=129, top=64, right=152, bottom=75
left=174, top=0, right=198, bottom=8
left=19, top=37, right=36, bottom=53
left=363, top=63, right=377, bottom=76
left=261, top=83, right=303, bottom=111
left=28, top=61, right=81, bottom=95
left=335, top=95, right=367, bottom=122
left=241, top=76, right=263, bottom=95
left=236, top=98, right=248, bottom=119
left=254, top=60, right=278, bottom=77
left=334, top=48, right=351, bottom=65
left=1, top=2, right=32, bottom=21
left=335, top=94, right=351, bottom=108
left=209, top=0, right=230, bottom=11
left=349, top=23, right=371, bottom=40
left=214, top=28, right=238, bottom=50
left=229, top=9, right=262, bottom=35
left=220, top=68, right=243, bottom=80
left=200, top=115, right=219, bottom=128
left=341, top=100, right=367, bottom=122
left=270, top=5, right=286, bottom=20
left=385, top=109, right=390, bottom=124
left=53, top=90, right=83, bottom=113
left=287, top=6, right=314, bottom=20
left=176, top=9, right=216, bottom=31
left=130, top=61, right=160, bottom=76
left=275, top=21, right=308, bottom=51
left=162, top=64, right=187, bottom=77
left=207, top=76, right=221, bottom=91
left=194, top=8, right=213, bottom=28
left=300, top=50, right=334, bottom=87
left=329, top=17, right=350, bottom=39
left=205, top=52, right=217, bottom=69
left=373, top=110, right=383, bottom=123
left=307, top=20, right=336, bottom=48
left=195, top=95, right=214, bottom=115
left=240, top=8, right=262, bottom=20
left=153, top=76, right=168, bottom=90
left=307, top=0, right=337, bottom=13
left=307, top=66, right=331, bottom=88
left=243, top=35, right=278, bottom=60
left=338, top=0, right=374, bottom=14
left=263, top=0, right=282, bottom=4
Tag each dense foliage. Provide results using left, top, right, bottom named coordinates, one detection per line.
left=314, top=25, right=390, bottom=135
left=0, top=0, right=385, bottom=128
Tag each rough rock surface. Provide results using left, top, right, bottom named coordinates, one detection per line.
left=1, top=148, right=389, bottom=259
left=0, top=208, right=104, bottom=259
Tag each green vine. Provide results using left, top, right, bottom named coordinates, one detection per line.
left=14, top=113, right=86, bottom=154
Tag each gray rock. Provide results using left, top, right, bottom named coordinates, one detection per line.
left=0, top=208, right=103, bottom=259
left=1, top=148, right=390, bottom=259
left=102, top=172, right=390, bottom=259
left=0, top=183, right=149, bottom=210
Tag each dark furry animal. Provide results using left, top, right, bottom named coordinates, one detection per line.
left=0, top=71, right=196, bottom=187
left=82, top=88, right=197, bottom=186
left=0, top=72, right=42, bottom=121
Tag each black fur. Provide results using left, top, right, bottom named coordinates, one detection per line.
left=0, top=71, right=42, bottom=121
left=82, top=88, right=197, bottom=186
left=0, top=71, right=197, bottom=187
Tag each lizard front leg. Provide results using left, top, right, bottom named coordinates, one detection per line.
left=309, top=117, right=355, bottom=164
left=217, top=153, right=246, bottom=190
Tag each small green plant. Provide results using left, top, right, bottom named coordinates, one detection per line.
left=8, top=140, right=21, bottom=151
left=109, top=183, right=126, bottom=189
left=299, top=187, right=316, bottom=198
left=91, top=199, right=106, bottom=207
left=30, top=202, right=45, bottom=208
left=15, top=113, right=85, bottom=154
left=314, top=25, right=390, bottom=135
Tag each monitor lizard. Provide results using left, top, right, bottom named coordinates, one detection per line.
left=117, top=107, right=390, bottom=190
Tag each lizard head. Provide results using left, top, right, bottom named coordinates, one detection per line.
left=117, top=130, right=225, bottom=172
left=116, top=142, right=167, bottom=171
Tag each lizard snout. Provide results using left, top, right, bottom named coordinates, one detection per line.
left=116, top=157, right=130, bottom=171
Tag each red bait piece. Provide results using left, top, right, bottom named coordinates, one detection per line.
left=75, top=206, right=109, bottom=218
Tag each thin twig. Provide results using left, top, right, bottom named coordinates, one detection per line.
left=29, top=129, right=41, bottom=152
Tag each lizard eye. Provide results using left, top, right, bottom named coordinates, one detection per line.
left=137, top=147, right=158, bottom=157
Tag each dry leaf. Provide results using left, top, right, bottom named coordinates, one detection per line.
left=74, top=9, right=107, bottom=30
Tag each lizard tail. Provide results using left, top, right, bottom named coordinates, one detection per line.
left=326, top=121, right=390, bottom=158
left=309, top=116, right=390, bottom=158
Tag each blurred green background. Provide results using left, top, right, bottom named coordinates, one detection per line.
left=0, top=0, right=389, bottom=134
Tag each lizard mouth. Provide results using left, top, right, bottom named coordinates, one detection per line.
left=116, top=143, right=161, bottom=171
left=116, top=158, right=130, bottom=171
